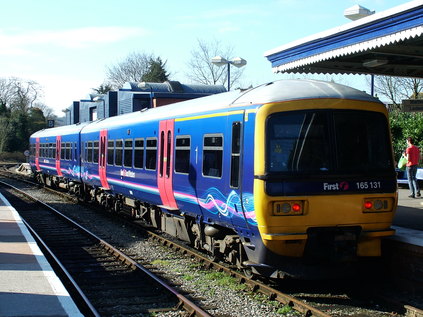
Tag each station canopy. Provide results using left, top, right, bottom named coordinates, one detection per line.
left=264, top=1, right=423, bottom=78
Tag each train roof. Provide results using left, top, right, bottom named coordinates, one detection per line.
left=82, top=79, right=381, bottom=133
left=30, top=122, right=90, bottom=139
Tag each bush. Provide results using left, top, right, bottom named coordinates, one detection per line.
left=0, top=151, right=26, bottom=163
left=389, top=110, right=423, bottom=164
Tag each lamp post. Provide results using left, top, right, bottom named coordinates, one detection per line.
left=211, top=56, right=247, bottom=91
left=344, top=5, right=376, bottom=96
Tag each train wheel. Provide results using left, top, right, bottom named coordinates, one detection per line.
left=243, top=267, right=256, bottom=279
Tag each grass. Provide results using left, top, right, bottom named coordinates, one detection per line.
left=151, top=259, right=171, bottom=266
left=203, top=271, right=247, bottom=291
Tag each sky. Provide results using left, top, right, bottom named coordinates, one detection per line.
left=0, top=0, right=407, bottom=116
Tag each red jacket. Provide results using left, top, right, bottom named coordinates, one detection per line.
left=406, top=145, right=420, bottom=166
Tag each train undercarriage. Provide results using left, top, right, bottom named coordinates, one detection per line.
left=37, top=173, right=250, bottom=273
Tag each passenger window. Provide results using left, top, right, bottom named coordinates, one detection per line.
left=93, top=141, right=99, bottom=163
left=175, top=136, right=190, bottom=174
left=230, top=122, right=241, bottom=188
left=87, top=141, right=93, bottom=163
left=124, top=139, right=133, bottom=167
left=107, top=140, right=114, bottom=165
left=84, top=142, right=88, bottom=162
left=61, top=143, right=65, bottom=160
left=134, top=139, right=144, bottom=169
left=115, top=140, right=123, bottom=166
left=145, top=138, right=157, bottom=170
left=66, top=142, right=71, bottom=160
left=203, top=134, right=223, bottom=178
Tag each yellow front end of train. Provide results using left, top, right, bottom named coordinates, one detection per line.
left=254, top=99, right=398, bottom=260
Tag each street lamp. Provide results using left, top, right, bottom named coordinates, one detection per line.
left=344, top=5, right=376, bottom=96
left=211, top=56, right=247, bottom=91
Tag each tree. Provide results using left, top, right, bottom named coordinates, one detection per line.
left=0, top=77, right=43, bottom=112
left=105, top=52, right=169, bottom=88
left=0, top=77, right=44, bottom=154
left=185, top=39, right=245, bottom=89
left=142, top=57, right=169, bottom=83
left=389, top=110, right=423, bottom=161
left=92, top=83, right=114, bottom=95
left=373, top=76, right=423, bottom=109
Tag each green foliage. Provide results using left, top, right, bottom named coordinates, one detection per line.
left=151, top=259, right=171, bottom=266
left=142, top=57, right=169, bottom=83
left=277, top=305, right=293, bottom=314
left=92, top=83, right=113, bottom=94
left=389, top=110, right=423, bottom=163
left=0, top=151, right=25, bottom=162
left=0, top=107, right=46, bottom=155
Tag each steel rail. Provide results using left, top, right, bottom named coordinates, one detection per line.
left=0, top=179, right=212, bottom=317
left=147, top=230, right=332, bottom=317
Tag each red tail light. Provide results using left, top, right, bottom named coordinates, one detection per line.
left=364, top=201, right=373, bottom=209
left=292, top=203, right=301, bottom=212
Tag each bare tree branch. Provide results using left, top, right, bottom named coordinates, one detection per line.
left=372, top=76, right=423, bottom=109
left=185, top=39, right=245, bottom=89
left=106, top=52, right=154, bottom=88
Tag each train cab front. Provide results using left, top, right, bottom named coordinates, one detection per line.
left=250, top=100, right=398, bottom=278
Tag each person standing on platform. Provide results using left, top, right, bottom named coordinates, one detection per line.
left=405, top=137, right=421, bottom=198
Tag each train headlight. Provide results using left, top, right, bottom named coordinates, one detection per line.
left=273, top=201, right=304, bottom=216
left=362, top=198, right=393, bottom=213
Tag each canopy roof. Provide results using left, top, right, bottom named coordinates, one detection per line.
left=264, top=1, right=423, bottom=78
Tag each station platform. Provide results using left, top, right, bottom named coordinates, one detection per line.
left=391, top=187, right=423, bottom=247
left=0, top=192, right=83, bottom=317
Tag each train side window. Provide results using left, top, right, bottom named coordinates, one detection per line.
left=145, top=138, right=157, bottom=171
left=124, top=139, right=133, bottom=168
left=93, top=141, right=99, bottom=163
left=134, top=138, right=144, bottom=169
left=87, top=141, right=93, bottom=163
left=107, top=140, right=114, bottom=165
left=175, top=136, right=190, bottom=174
left=115, top=140, right=123, bottom=166
left=63, top=142, right=67, bottom=160
left=64, top=142, right=69, bottom=160
left=203, top=134, right=223, bottom=178
left=74, top=142, right=77, bottom=161
left=61, top=143, right=65, bottom=160
left=66, top=142, right=71, bottom=160
left=83, top=142, right=87, bottom=162
left=159, top=131, right=165, bottom=177
left=230, top=122, right=241, bottom=188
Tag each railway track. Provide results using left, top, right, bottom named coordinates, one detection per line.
left=0, top=179, right=211, bottom=317
left=2, top=165, right=422, bottom=317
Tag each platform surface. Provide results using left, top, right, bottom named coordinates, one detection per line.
left=0, top=192, right=82, bottom=317
left=391, top=188, right=423, bottom=247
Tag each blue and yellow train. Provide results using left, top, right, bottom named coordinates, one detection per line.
left=29, top=79, right=397, bottom=278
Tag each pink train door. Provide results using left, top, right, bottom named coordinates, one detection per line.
left=99, top=129, right=110, bottom=189
left=55, top=136, right=63, bottom=176
left=35, top=138, right=40, bottom=171
left=157, top=119, right=178, bottom=209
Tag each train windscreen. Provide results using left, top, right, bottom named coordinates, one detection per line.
left=266, top=110, right=393, bottom=175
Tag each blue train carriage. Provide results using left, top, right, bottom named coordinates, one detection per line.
left=79, top=89, right=257, bottom=233
left=77, top=79, right=397, bottom=278
left=29, top=123, right=89, bottom=190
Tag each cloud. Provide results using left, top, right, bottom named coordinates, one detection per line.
left=0, top=26, right=148, bottom=54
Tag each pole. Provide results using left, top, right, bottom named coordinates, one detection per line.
left=227, top=63, right=230, bottom=91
